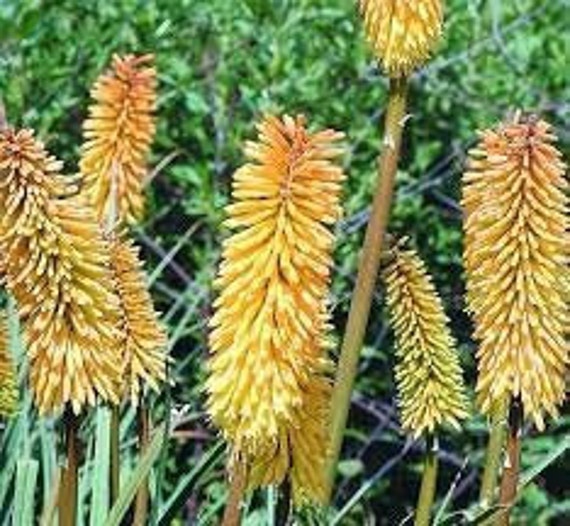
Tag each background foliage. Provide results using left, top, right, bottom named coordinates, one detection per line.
left=0, top=0, right=569, bottom=524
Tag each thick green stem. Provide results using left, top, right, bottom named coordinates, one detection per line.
left=106, top=174, right=121, bottom=508
left=414, top=434, right=439, bottom=526
left=479, top=397, right=508, bottom=508
left=59, top=408, right=80, bottom=526
left=133, top=403, right=151, bottom=525
left=496, top=398, right=523, bottom=526
left=324, top=77, right=409, bottom=501
left=110, top=405, right=120, bottom=506
left=221, top=459, right=247, bottom=526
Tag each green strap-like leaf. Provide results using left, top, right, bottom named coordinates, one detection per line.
left=13, top=459, right=39, bottom=526
left=157, top=441, right=225, bottom=526
left=519, top=434, right=570, bottom=489
left=104, top=424, right=167, bottom=526
left=90, top=407, right=112, bottom=526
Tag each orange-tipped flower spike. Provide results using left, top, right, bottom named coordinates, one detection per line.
left=359, top=0, right=444, bottom=78
left=382, top=239, right=469, bottom=437
left=110, top=236, right=167, bottom=405
left=247, top=353, right=333, bottom=505
left=207, top=114, right=345, bottom=467
left=80, top=54, right=157, bottom=225
left=287, top=373, right=331, bottom=504
left=0, top=312, right=18, bottom=417
left=0, top=128, right=123, bottom=415
left=462, top=116, right=569, bottom=429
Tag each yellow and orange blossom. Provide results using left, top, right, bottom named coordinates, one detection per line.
left=110, top=236, right=167, bottom=405
left=382, top=240, right=469, bottom=437
left=0, top=312, right=17, bottom=417
left=462, top=116, right=569, bottom=429
left=359, top=0, right=444, bottom=78
left=207, top=115, right=345, bottom=501
left=0, top=128, right=123, bottom=414
left=80, top=54, right=157, bottom=224
left=248, top=357, right=334, bottom=504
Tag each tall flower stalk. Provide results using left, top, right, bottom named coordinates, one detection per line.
left=80, top=53, right=163, bottom=515
left=479, top=398, right=507, bottom=507
left=206, top=114, right=345, bottom=518
left=382, top=240, right=468, bottom=525
left=462, top=116, right=568, bottom=522
left=60, top=408, right=80, bottom=526
left=415, top=435, right=439, bottom=526
left=326, top=0, right=445, bottom=499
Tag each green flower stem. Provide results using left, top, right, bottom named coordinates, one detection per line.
left=133, top=402, right=151, bottom=525
left=107, top=165, right=121, bottom=508
left=415, top=434, right=439, bottom=526
left=496, top=398, right=523, bottom=526
left=59, top=407, right=80, bottom=526
left=221, top=459, right=247, bottom=526
left=325, top=76, right=409, bottom=501
left=479, top=397, right=508, bottom=508
left=110, top=405, right=120, bottom=505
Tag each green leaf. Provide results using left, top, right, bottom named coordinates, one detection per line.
left=157, top=441, right=225, bottom=526
left=519, top=434, right=570, bottom=489
left=104, top=425, right=167, bottom=526
left=39, top=420, right=57, bottom=509
left=90, top=407, right=112, bottom=526
left=13, top=459, right=39, bottom=526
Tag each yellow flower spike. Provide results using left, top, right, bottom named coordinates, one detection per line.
left=246, top=354, right=333, bottom=505
left=110, top=236, right=167, bottom=405
left=80, top=54, right=157, bottom=224
left=382, top=239, right=469, bottom=437
left=359, top=0, right=444, bottom=78
left=207, top=114, right=345, bottom=463
left=0, top=312, right=17, bottom=417
left=288, top=371, right=332, bottom=505
left=462, top=116, right=569, bottom=429
left=0, top=128, right=123, bottom=415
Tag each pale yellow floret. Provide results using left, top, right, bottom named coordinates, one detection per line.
left=462, top=116, right=569, bottom=429
left=360, top=0, right=444, bottom=77
left=80, top=54, right=157, bottom=224
left=207, top=114, right=345, bottom=503
left=383, top=240, right=469, bottom=437
left=0, top=312, right=17, bottom=417
left=0, top=128, right=123, bottom=415
left=246, top=356, right=333, bottom=505
left=110, top=236, right=167, bottom=405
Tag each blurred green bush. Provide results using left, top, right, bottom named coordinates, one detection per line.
left=0, top=0, right=569, bottom=523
